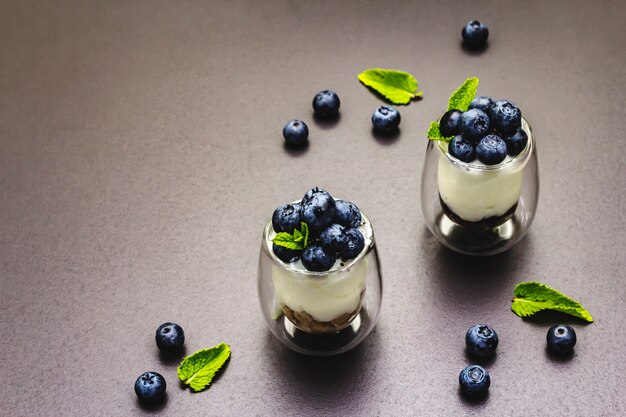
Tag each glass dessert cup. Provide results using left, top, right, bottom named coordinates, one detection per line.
left=257, top=211, right=382, bottom=356
left=421, top=118, right=539, bottom=256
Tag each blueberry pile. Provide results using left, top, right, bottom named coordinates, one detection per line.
left=272, top=187, right=365, bottom=272
left=441, top=97, right=527, bottom=165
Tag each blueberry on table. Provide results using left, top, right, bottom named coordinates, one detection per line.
left=503, top=127, right=528, bottom=157
left=334, top=200, right=362, bottom=228
left=468, top=96, right=494, bottom=112
left=439, top=109, right=463, bottom=137
left=283, top=120, right=309, bottom=147
left=273, top=244, right=302, bottom=263
left=466, top=324, right=499, bottom=357
left=320, top=223, right=346, bottom=253
left=489, top=100, right=521, bottom=135
left=476, top=134, right=507, bottom=165
left=372, top=105, right=401, bottom=133
left=312, top=90, right=340, bottom=118
left=462, top=20, right=489, bottom=49
left=272, top=203, right=302, bottom=233
left=448, top=135, right=475, bottom=163
left=134, top=371, right=166, bottom=404
left=460, top=108, right=491, bottom=142
left=341, top=228, right=365, bottom=260
left=301, top=187, right=336, bottom=232
left=459, top=365, right=490, bottom=397
left=547, top=324, right=577, bottom=354
left=155, top=322, right=185, bottom=354
left=301, top=245, right=336, bottom=272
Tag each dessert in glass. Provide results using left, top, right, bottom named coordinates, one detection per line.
left=421, top=78, right=539, bottom=255
left=258, top=188, right=382, bottom=356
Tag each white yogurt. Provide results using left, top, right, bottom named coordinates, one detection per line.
left=268, top=215, right=373, bottom=323
left=437, top=120, right=532, bottom=222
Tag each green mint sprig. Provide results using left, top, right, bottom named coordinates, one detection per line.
left=427, top=77, right=479, bottom=142
left=272, top=222, right=309, bottom=251
left=511, top=282, right=594, bottom=322
left=358, top=68, right=422, bottom=105
left=177, top=343, right=231, bottom=392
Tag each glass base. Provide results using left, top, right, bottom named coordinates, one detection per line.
left=273, top=310, right=371, bottom=356
left=433, top=211, right=524, bottom=256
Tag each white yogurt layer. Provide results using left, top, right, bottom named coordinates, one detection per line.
left=269, top=216, right=372, bottom=323
left=438, top=150, right=523, bottom=221
left=437, top=123, right=531, bottom=223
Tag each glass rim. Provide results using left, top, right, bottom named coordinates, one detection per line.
left=436, top=117, right=533, bottom=172
left=262, top=207, right=375, bottom=277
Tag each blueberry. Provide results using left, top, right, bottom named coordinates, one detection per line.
left=312, top=90, right=340, bottom=118
left=334, top=200, right=362, bottom=228
left=468, top=96, right=494, bottom=112
left=503, top=127, right=528, bottom=156
left=282, top=120, right=309, bottom=147
left=459, top=365, right=490, bottom=398
left=439, top=109, right=463, bottom=137
left=476, top=134, right=507, bottom=165
left=372, top=105, right=401, bottom=133
left=547, top=324, right=577, bottom=354
left=134, top=371, right=166, bottom=404
left=462, top=20, right=489, bottom=49
left=448, top=135, right=475, bottom=163
left=272, top=203, right=302, bottom=233
left=301, top=246, right=336, bottom=272
left=489, top=100, right=521, bottom=135
left=320, top=224, right=346, bottom=253
left=466, top=324, right=499, bottom=357
left=301, top=187, right=336, bottom=232
left=460, top=108, right=491, bottom=142
left=155, top=322, right=185, bottom=354
left=341, top=228, right=365, bottom=260
left=273, top=244, right=301, bottom=263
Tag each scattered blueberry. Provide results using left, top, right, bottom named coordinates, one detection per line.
left=301, top=187, right=336, bottom=232
left=134, top=371, right=166, bottom=404
left=334, top=200, right=362, bottom=228
left=503, top=127, right=528, bottom=156
left=547, top=324, right=577, bottom=354
left=282, top=120, right=309, bottom=147
left=439, top=109, right=463, bottom=137
left=301, top=245, right=336, bottom=272
left=273, top=244, right=301, bottom=263
left=466, top=324, right=499, bottom=357
left=320, top=224, right=346, bottom=253
left=448, top=135, right=475, bottom=163
left=272, top=203, right=302, bottom=233
left=372, top=105, right=401, bottom=134
left=341, top=228, right=365, bottom=259
left=489, top=100, right=521, bottom=135
left=468, top=96, right=494, bottom=112
left=460, top=108, right=491, bottom=142
left=462, top=20, right=489, bottom=49
left=459, top=365, right=490, bottom=398
left=155, top=322, right=185, bottom=354
left=476, top=134, right=507, bottom=165
left=312, top=90, right=340, bottom=118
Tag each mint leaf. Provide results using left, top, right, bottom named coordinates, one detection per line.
left=358, top=68, right=422, bottom=105
left=426, top=77, right=478, bottom=141
left=511, top=282, right=594, bottom=322
left=447, top=77, right=479, bottom=111
left=427, top=121, right=453, bottom=142
left=177, top=343, right=231, bottom=392
left=272, top=222, right=309, bottom=251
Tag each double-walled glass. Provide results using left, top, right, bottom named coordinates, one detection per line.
left=258, top=211, right=382, bottom=356
left=421, top=118, right=539, bottom=256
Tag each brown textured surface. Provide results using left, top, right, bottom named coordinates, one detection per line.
left=1, top=1, right=624, bottom=416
